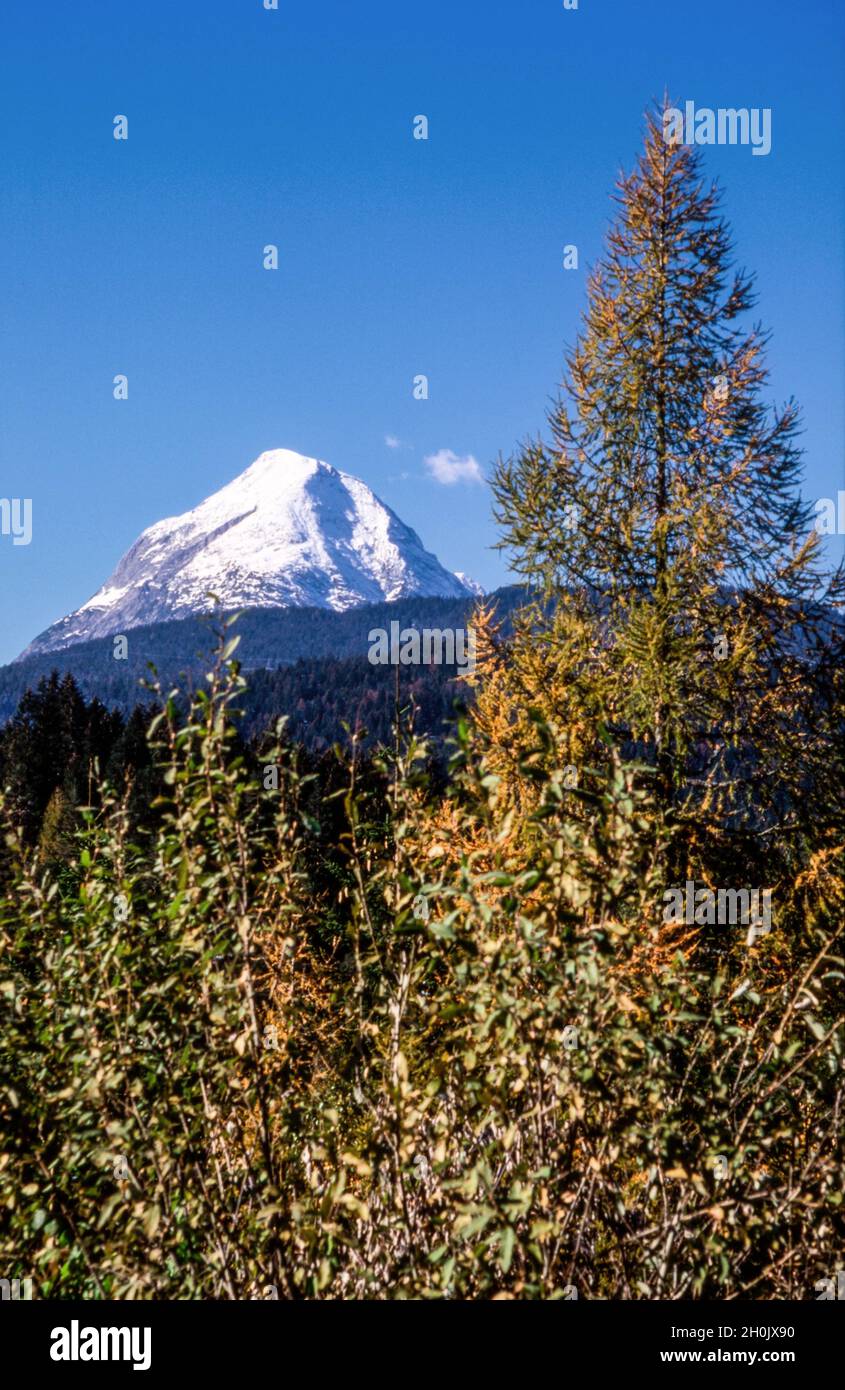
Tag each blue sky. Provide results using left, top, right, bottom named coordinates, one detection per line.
left=1, top=0, right=843, bottom=665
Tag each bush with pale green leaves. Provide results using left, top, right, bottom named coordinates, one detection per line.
left=1, top=641, right=842, bottom=1299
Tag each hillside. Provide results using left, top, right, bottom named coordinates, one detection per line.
left=0, top=587, right=528, bottom=745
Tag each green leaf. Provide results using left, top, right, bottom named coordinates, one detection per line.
left=500, top=1226, right=516, bottom=1273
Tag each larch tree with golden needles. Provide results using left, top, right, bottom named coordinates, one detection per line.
left=486, top=104, right=845, bottom=890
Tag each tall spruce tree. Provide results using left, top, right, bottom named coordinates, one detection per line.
left=487, top=104, right=845, bottom=885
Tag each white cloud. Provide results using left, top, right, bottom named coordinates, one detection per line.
left=423, top=448, right=484, bottom=486
left=384, top=434, right=402, bottom=449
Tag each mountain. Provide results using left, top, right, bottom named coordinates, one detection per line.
left=453, top=571, right=486, bottom=597
left=18, top=448, right=477, bottom=659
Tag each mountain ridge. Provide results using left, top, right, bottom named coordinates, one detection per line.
left=0, top=588, right=531, bottom=741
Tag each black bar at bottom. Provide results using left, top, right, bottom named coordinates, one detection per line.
left=1, top=1297, right=839, bottom=1379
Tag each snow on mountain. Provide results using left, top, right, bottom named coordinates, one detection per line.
left=453, top=571, right=485, bottom=597
left=18, top=449, right=476, bottom=658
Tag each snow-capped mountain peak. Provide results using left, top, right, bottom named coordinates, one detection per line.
left=18, top=448, right=476, bottom=658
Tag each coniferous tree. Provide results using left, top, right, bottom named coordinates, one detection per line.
left=0, top=673, right=124, bottom=842
left=36, top=785, right=78, bottom=868
left=487, top=104, right=845, bottom=883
